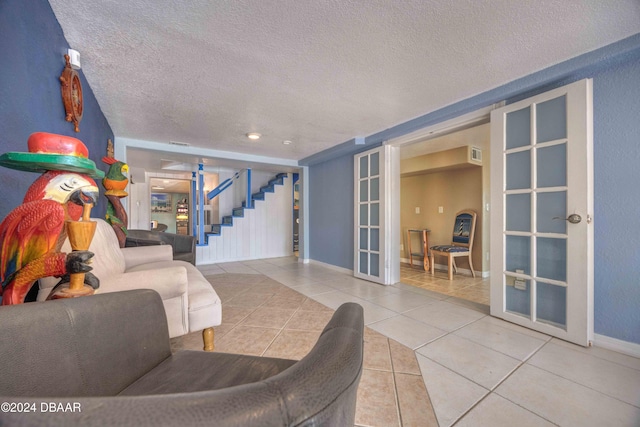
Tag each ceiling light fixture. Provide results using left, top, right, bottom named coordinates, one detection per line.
left=283, top=140, right=292, bottom=145
left=246, top=132, right=261, bottom=140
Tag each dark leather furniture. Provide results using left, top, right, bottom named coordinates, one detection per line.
left=0, top=290, right=364, bottom=426
left=126, top=229, right=196, bottom=265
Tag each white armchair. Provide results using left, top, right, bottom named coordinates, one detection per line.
left=39, top=219, right=221, bottom=350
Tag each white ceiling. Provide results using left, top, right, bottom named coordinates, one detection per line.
left=49, top=0, right=640, bottom=163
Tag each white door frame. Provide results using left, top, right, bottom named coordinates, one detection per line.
left=386, top=105, right=497, bottom=280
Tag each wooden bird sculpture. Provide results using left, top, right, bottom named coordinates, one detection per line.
left=102, top=157, right=129, bottom=247
left=0, top=170, right=100, bottom=304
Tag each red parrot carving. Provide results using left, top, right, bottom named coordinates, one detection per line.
left=0, top=170, right=99, bottom=304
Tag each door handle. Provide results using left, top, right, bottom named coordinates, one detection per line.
left=553, top=214, right=582, bottom=224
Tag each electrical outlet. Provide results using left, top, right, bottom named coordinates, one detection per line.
left=415, top=207, right=420, bottom=214
left=514, top=278, right=527, bottom=291
left=438, top=206, right=443, bottom=214
left=400, top=244, right=404, bottom=251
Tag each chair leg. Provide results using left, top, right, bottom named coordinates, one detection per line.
left=447, top=255, right=453, bottom=280
left=202, top=327, right=215, bottom=352
left=430, top=253, right=435, bottom=276
left=468, top=254, right=475, bottom=278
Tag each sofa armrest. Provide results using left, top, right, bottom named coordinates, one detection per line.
left=100, top=267, right=188, bottom=300
left=121, top=245, right=173, bottom=269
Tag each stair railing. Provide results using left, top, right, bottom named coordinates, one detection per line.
left=194, top=168, right=251, bottom=245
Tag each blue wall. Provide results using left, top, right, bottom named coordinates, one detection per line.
left=0, top=0, right=113, bottom=221
left=309, top=155, right=354, bottom=269
left=307, top=37, right=640, bottom=344
left=592, top=56, right=640, bottom=343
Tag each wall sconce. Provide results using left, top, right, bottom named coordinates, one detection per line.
left=67, top=48, right=81, bottom=69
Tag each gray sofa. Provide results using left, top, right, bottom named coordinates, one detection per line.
left=125, top=228, right=196, bottom=265
left=0, top=290, right=364, bottom=426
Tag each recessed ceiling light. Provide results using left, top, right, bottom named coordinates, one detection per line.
left=246, top=133, right=261, bottom=140
left=283, top=140, right=292, bottom=145
left=152, top=186, right=165, bottom=190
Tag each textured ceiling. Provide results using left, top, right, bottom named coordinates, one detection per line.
left=49, top=0, right=640, bottom=162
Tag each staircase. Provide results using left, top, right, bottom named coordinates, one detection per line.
left=196, top=171, right=292, bottom=264
left=205, top=173, right=288, bottom=243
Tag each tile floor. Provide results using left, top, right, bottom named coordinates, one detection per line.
left=400, top=263, right=490, bottom=306
left=172, top=257, right=640, bottom=427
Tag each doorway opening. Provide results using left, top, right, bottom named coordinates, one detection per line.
left=388, top=109, right=493, bottom=306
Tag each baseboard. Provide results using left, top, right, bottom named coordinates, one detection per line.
left=593, top=333, right=640, bottom=358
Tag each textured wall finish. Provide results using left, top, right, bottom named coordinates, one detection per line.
left=0, top=0, right=114, bottom=221
left=48, top=0, right=640, bottom=161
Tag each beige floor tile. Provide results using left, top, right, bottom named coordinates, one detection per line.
left=404, top=300, right=485, bottom=332
left=528, top=340, right=640, bottom=407
left=299, top=297, right=333, bottom=311
left=454, top=316, right=548, bottom=361
left=368, top=315, right=446, bottom=350
left=214, top=325, right=280, bottom=356
left=389, top=339, right=421, bottom=375
left=263, top=329, right=321, bottom=360
left=395, top=372, right=438, bottom=427
left=225, top=292, right=270, bottom=308
left=240, top=307, right=297, bottom=329
left=363, top=333, right=392, bottom=371
left=261, top=293, right=306, bottom=309
left=416, top=354, right=488, bottom=427
left=456, top=393, right=555, bottom=427
left=285, top=309, right=334, bottom=331
left=496, top=364, right=640, bottom=427
left=355, top=369, right=400, bottom=427
left=221, top=306, right=255, bottom=325
left=417, top=334, right=520, bottom=390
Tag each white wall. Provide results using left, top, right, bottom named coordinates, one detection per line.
left=197, top=173, right=293, bottom=264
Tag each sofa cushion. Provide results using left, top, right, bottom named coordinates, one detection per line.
left=119, top=351, right=296, bottom=396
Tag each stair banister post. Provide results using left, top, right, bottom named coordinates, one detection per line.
left=191, top=171, right=197, bottom=239
left=247, top=168, right=252, bottom=209
left=198, top=164, right=205, bottom=245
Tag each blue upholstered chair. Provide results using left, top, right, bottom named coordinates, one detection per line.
left=430, top=210, right=477, bottom=280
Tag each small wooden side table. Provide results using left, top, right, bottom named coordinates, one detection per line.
left=407, top=229, right=430, bottom=271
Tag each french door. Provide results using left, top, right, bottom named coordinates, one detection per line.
left=490, top=79, right=594, bottom=346
left=354, top=145, right=399, bottom=285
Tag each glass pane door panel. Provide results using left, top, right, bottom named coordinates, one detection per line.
left=359, top=204, right=368, bottom=226
left=537, top=191, right=567, bottom=234
left=370, top=178, right=380, bottom=201
left=359, top=180, right=368, bottom=202
left=506, top=107, right=531, bottom=149
left=359, top=156, right=368, bottom=178
left=506, top=194, right=531, bottom=232
left=370, top=228, right=380, bottom=251
left=359, top=251, right=368, bottom=274
left=359, top=228, right=368, bottom=250
left=506, top=235, right=531, bottom=274
left=537, top=237, right=567, bottom=281
left=536, top=281, right=567, bottom=328
left=506, top=276, right=531, bottom=317
left=506, top=151, right=531, bottom=190
left=537, top=144, right=567, bottom=188
left=370, top=203, right=379, bottom=226
left=536, top=96, right=567, bottom=143
left=370, top=152, right=379, bottom=176
left=370, top=253, right=380, bottom=277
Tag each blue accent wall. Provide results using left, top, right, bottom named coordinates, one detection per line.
left=308, top=35, right=640, bottom=344
left=592, top=56, right=640, bottom=344
left=309, top=154, right=354, bottom=269
left=0, top=0, right=113, bottom=221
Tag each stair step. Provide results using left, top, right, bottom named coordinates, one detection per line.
left=260, top=185, right=275, bottom=193
left=222, top=216, right=233, bottom=225
left=252, top=192, right=265, bottom=201
left=210, top=225, right=222, bottom=234
left=232, top=207, right=244, bottom=217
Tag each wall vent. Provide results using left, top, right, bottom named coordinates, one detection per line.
left=470, top=146, right=482, bottom=163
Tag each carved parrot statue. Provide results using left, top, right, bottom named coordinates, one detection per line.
left=102, top=157, right=129, bottom=247
left=0, top=170, right=100, bottom=304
